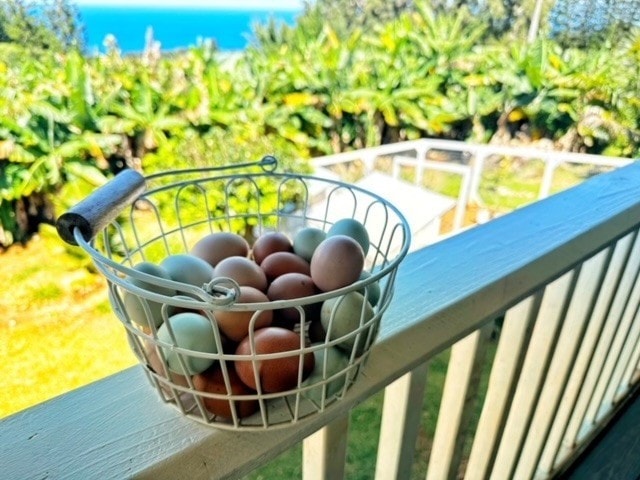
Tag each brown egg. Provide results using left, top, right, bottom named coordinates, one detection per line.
left=214, top=256, right=268, bottom=292
left=261, top=251, right=311, bottom=282
left=267, top=273, right=318, bottom=328
left=252, top=232, right=293, bottom=265
left=190, top=232, right=250, bottom=268
left=310, top=235, right=364, bottom=292
left=193, top=364, right=259, bottom=419
left=214, top=286, right=273, bottom=342
left=235, top=327, right=315, bottom=393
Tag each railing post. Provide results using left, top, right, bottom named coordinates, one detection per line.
left=539, top=158, right=559, bottom=199
left=468, top=153, right=486, bottom=205
left=491, top=270, right=578, bottom=479
left=362, top=153, right=376, bottom=176
left=415, top=144, right=429, bottom=186
left=453, top=168, right=472, bottom=231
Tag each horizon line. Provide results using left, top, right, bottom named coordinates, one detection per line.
left=74, top=0, right=306, bottom=9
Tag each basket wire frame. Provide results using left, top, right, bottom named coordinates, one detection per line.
left=74, top=161, right=410, bottom=430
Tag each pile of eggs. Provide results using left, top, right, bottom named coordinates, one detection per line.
left=122, top=218, right=382, bottom=420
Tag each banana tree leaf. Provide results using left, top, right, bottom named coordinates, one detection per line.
left=29, top=102, right=74, bottom=124
left=63, top=161, right=108, bottom=187
left=97, top=115, right=137, bottom=134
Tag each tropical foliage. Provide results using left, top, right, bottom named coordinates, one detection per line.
left=0, top=1, right=639, bottom=247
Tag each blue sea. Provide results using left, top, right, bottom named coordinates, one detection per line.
left=78, top=6, right=301, bottom=54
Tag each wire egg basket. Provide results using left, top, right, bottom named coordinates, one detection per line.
left=56, top=156, right=410, bottom=430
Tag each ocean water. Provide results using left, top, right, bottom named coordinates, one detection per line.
left=77, top=6, right=301, bottom=54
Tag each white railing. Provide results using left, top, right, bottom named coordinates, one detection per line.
left=313, top=139, right=632, bottom=234
left=2, top=149, right=640, bottom=480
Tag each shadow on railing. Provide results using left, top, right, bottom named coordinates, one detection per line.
left=2, top=147, right=639, bottom=480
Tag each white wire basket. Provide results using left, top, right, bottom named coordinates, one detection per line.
left=56, top=156, right=411, bottom=430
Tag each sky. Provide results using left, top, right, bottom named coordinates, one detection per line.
left=74, top=0, right=306, bottom=9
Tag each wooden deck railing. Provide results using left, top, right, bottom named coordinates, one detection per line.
left=3, top=157, right=640, bottom=479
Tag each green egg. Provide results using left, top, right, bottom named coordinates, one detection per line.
left=160, top=254, right=215, bottom=288
left=302, top=345, right=350, bottom=404
left=327, top=218, right=369, bottom=255
left=358, top=270, right=381, bottom=307
left=126, top=261, right=175, bottom=297
left=157, top=312, right=218, bottom=375
left=293, top=227, right=327, bottom=262
left=123, top=262, right=177, bottom=328
left=123, top=292, right=165, bottom=328
left=320, top=292, right=375, bottom=357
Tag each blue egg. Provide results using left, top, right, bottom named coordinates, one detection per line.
left=327, top=218, right=369, bottom=255
left=293, top=227, right=326, bottom=262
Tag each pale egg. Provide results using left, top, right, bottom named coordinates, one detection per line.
left=214, top=256, right=268, bottom=292
left=190, top=232, right=250, bottom=267
left=157, top=312, right=219, bottom=375
left=301, top=345, right=350, bottom=404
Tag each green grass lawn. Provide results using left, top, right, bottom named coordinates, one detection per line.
left=0, top=225, right=137, bottom=419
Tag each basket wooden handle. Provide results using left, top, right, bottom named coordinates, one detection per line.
left=56, top=169, right=146, bottom=245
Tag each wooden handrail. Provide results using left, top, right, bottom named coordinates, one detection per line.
left=3, top=161, right=640, bottom=479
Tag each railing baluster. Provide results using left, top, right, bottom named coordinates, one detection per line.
left=581, top=233, right=640, bottom=432
left=464, top=294, right=542, bottom=480
left=515, top=249, right=611, bottom=479
left=374, top=362, right=429, bottom=480
left=536, top=239, right=624, bottom=474
left=559, top=230, right=640, bottom=456
left=302, top=414, right=350, bottom=480
left=618, top=317, right=640, bottom=398
left=490, top=270, right=576, bottom=479
left=426, top=324, right=493, bottom=480
left=599, top=273, right=640, bottom=414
